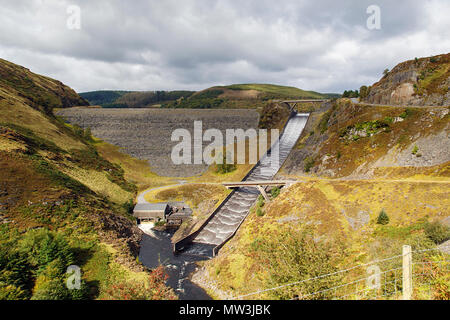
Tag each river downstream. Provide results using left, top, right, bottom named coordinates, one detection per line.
left=138, top=229, right=212, bottom=300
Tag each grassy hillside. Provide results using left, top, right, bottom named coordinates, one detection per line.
left=282, top=99, right=449, bottom=179
left=0, top=59, right=89, bottom=115
left=200, top=179, right=449, bottom=299
left=162, top=83, right=331, bottom=109
left=197, top=97, right=449, bottom=300
left=223, top=84, right=327, bottom=99
left=80, top=84, right=334, bottom=110
left=0, top=59, right=175, bottom=300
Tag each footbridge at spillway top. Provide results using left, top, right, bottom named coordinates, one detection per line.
left=274, top=99, right=330, bottom=112
left=174, top=112, right=309, bottom=257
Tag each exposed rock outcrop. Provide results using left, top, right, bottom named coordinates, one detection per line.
left=363, top=53, right=449, bottom=106
left=280, top=99, right=449, bottom=179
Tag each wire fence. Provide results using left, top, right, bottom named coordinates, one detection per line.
left=235, top=244, right=450, bottom=300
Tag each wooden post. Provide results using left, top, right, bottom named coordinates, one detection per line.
left=402, top=245, right=413, bottom=300
left=256, top=185, right=270, bottom=202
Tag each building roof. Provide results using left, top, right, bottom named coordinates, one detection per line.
left=133, top=203, right=168, bottom=213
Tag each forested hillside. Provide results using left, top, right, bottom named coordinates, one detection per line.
left=162, top=84, right=332, bottom=109
left=81, top=84, right=336, bottom=110
left=80, top=90, right=194, bottom=108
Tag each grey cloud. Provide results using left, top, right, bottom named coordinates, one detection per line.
left=0, top=0, right=448, bottom=93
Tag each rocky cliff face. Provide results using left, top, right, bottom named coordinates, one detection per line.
left=363, top=53, right=449, bottom=106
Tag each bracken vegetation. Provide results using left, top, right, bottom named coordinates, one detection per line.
left=0, top=58, right=175, bottom=300
left=248, top=227, right=342, bottom=300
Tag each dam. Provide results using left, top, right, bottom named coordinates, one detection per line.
left=179, top=113, right=309, bottom=257
left=57, top=106, right=309, bottom=298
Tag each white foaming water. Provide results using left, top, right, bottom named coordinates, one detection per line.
left=138, top=222, right=157, bottom=237
left=186, top=114, right=309, bottom=255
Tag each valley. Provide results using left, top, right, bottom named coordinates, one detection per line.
left=0, top=53, right=449, bottom=301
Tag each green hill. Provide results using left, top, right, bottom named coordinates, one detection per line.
left=222, top=83, right=327, bottom=99
left=0, top=58, right=89, bottom=115
left=162, top=83, right=333, bottom=109
left=80, top=84, right=336, bottom=110
left=0, top=59, right=175, bottom=300
left=80, top=90, right=194, bottom=108
left=79, top=90, right=130, bottom=106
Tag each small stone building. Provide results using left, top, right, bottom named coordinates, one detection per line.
left=133, top=203, right=169, bottom=222
left=133, top=202, right=193, bottom=225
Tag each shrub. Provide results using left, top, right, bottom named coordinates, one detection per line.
left=0, top=248, right=33, bottom=297
left=318, top=111, right=332, bottom=134
left=399, top=108, right=414, bottom=119
left=31, top=260, right=72, bottom=300
left=425, top=221, right=450, bottom=245
left=1, top=229, right=88, bottom=300
left=257, top=195, right=265, bottom=208
left=383, top=116, right=394, bottom=124
left=377, top=209, right=390, bottom=225
left=122, top=199, right=134, bottom=215
left=0, top=284, right=28, bottom=300
left=248, top=227, right=342, bottom=299
left=270, top=187, right=280, bottom=199
left=102, top=266, right=177, bottom=300
left=215, top=153, right=236, bottom=174
left=154, top=221, right=166, bottom=227
left=72, top=124, right=85, bottom=140
left=256, top=208, right=265, bottom=217
left=342, top=90, right=359, bottom=98
left=18, top=229, right=74, bottom=274
left=30, top=258, right=89, bottom=300
left=304, top=156, right=315, bottom=173
left=83, top=127, right=93, bottom=142
left=412, top=145, right=419, bottom=155
left=359, top=86, right=369, bottom=99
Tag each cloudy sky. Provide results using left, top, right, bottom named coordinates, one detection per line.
left=0, top=0, right=449, bottom=93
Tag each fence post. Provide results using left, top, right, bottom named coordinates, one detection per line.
left=402, top=245, right=412, bottom=300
